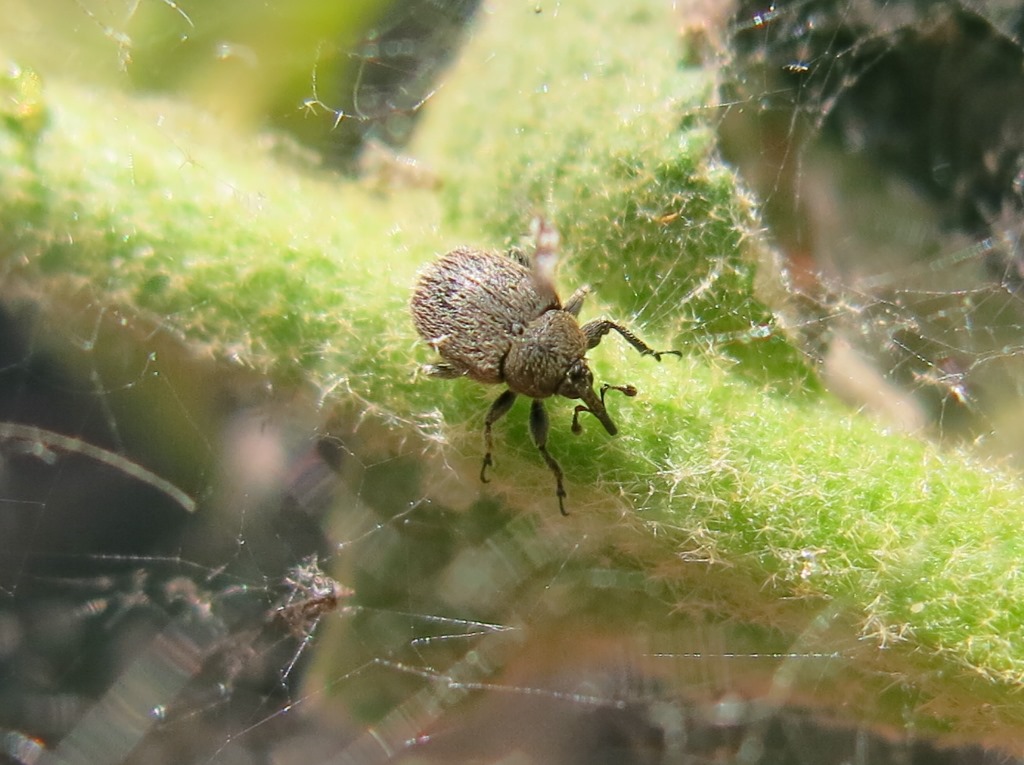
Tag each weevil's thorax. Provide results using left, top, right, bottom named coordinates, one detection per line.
left=504, top=310, right=588, bottom=398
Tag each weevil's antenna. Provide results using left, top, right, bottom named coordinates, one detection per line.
left=576, top=384, right=618, bottom=436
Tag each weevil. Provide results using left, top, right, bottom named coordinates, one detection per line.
left=410, top=220, right=679, bottom=514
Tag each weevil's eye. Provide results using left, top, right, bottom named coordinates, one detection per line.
left=558, top=360, right=593, bottom=400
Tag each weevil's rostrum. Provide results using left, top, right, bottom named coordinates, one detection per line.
left=410, top=220, right=679, bottom=514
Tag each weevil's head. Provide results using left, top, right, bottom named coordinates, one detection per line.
left=558, top=359, right=617, bottom=435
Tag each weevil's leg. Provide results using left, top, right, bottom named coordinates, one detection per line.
left=481, top=390, right=517, bottom=483
left=507, top=246, right=530, bottom=267
left=423, top=361, right=469, bottom=379
left=580, top=319, right=682, bottom=361
left=529, top=217, right=560, bottom=302
left=529, top=399, right=568, bottom=515
left=562, top=285, right=591, bottom=317
left=530, top=217, right=560, bottom=259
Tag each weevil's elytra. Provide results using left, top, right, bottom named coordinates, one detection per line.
left=410, top=219, right=680, bottom=515
left=412, top=247, right=554, bottom=385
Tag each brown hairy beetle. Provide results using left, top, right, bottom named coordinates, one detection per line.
left=410, top=219, right=679, bottom=514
